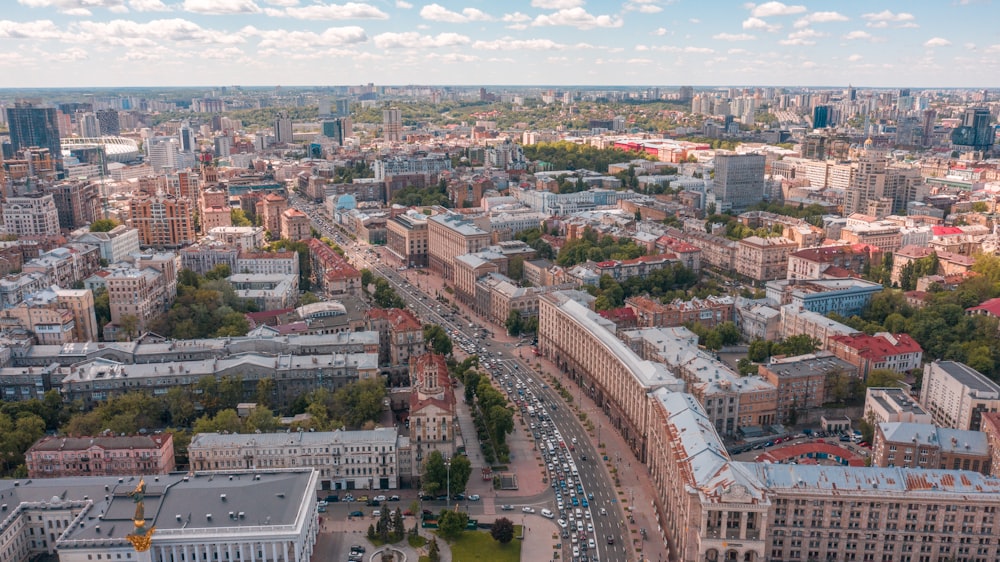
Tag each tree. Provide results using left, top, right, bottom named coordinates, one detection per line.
left=422, top=451, right=447, bottom=496
left=428, top=537, right=441, bottom=562
left=491, top=517, right=515, bottom=544
left=89, top=218, right=120, bottom=232
left=332, top=378, right=387, bottom=428
left=423, top=325, right=453, bottom=356
left=231, top=209, right=253, bottom=226
left=255, top=378, right=275, bottom=409
left=447, top=454, right=472, bottom=494
left=505, top=310, right=524, bottom=336
left=437, top=509, right=469, bottom=541
left=164, top=387, right=196, bottom=427
left=193, top=409, right=243, bottom=434
left=244, top=406, right=279, bottom=432
left=866, top=369, right=904, bottom=388
left=361, top=269, right=374, bottom=291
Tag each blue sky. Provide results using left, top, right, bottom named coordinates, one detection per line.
left=0, top=0, right=997, bottom=88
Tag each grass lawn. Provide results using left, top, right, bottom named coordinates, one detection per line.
left=445, top=527, right=522, bottom=562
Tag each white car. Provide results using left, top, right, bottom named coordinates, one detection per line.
left=522, top=506, right=535, bottom=513
left=557, top=519, right=568, bottom=529
left=588, top=538, right=596, bottom=549
left=572, top=546, right=580, bottom=558
left=587, top=523, right=594, bottom=533
left=373, top=495, right=386, bottom=502
left=541, top=508, right=554, bottom=519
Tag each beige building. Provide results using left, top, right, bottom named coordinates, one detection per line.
left=920, top=360, right=1000, bottom=431
left=736, top=236, right=797, bottom=283
left=427, top=213, right=490, bottom=281
left=280, top=208, right=311, bottom=241
left=758, top=352, right=858, bottom=424
left=26, top=434, right=174, bottom=478
left=104, top=266, right=171, bottom=339
left=259, top=193, right=289, bottom=234
left=872, top=422, right=990, bottom=473
left=386, top=210, right=429, bottom=268
left=864, top=387, right=933, bottom=426
left=1, top=193, right=60, bottom=237
left=128, top=192, right=196, bottom=248
left=201, top=205, right=232, bottom=231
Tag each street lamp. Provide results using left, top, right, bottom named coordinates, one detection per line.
left=445, top=457, right=452, bottom=510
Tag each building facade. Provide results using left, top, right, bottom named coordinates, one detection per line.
left=25, top=434, right=175, bottom=478
left=921, top=360, right=1000, bottom=431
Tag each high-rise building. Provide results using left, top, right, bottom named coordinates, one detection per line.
left=812, top=105, right=831, bottom=129
left=95, top=108, right=120, bottom=135
left=178, top=122, right=196, bottom=152
left=950, top=107, right=994, bottom=152
left=128, top=192, right=196, bottom=247
left=713, top=153, right=765, bottom=212
left=318, top=97, right=331, bottom=117
left=78, top=112, right=100, bottom=137
left=146, top=136, right=181, bottom=171
left=214, top=135, right=232, bottom=157
left=273, top=110, right=293, bottom=144
left=678, top=86, right=694, bottom=101
left=336, top=98, right=351, bottom=117
left=6, top=99, right=62, bottom=171
left=43, top=180, right=101, bottom=230
left=845, top=138, right=892, bottom=217
left=383, top=107, right=402, bottom=143
left=322, top=117, right=350, bottom=146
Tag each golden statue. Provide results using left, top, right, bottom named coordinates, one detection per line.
left=125, top=477, right=155, bottom=552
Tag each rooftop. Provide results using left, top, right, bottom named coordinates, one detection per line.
left=932, top=361, right=1000, bottom=395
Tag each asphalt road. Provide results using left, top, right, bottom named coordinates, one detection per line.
left=292, top=195, right=625, bottom=562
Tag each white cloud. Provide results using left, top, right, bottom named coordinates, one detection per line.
left=713, top=33, right=755, bottom=41
left=689, top=18, right=700, bottom=24
left=532, top=7, right=623, bottom=30
left=625, top=0, right=662, bottom=14
left=801, top=60, right=816, bottom=68
left=650, top=45, right=714, bottom=53
left=472, top=37, right=591, bottom=50
left=847, top=53, right=863, bottom=61
left=244, top=25, right=368, bottom=49
left=74, top=18, right=248, bottom=47
left=263, top=0, right=298, bottom=5
left=861, top=10, right=915, bottom=27
left=924, top=37, right=951, bottom=47
left=182, top=0, right=260, bottom=15
left=843, top=30, right=871, bottom=40
left=502, top=12, right=531, bottom=22
left=728, top=48, right=748, bottom=54
left=779, top=27, right=823, bottom=45
left=396, top=0, right=412, bottom=6
left=627, top=58, right=652, bottom=64
left=742, top=17, right=780, bottom=32
left=965, top=42, right=976, bottom=50
left=653, top=27, right=668, bottom=36
left=54, top=46, right=88, bottom=61
left=0, top=19, right=68, bottom=40
left=129, top=0, right=171, bottom=11
left=750, top=1, right=806, bottom=17
left=18, top=0, right=128, bottom=15
left=373, top=31, right=471, bottom=48
left=267, top=3, right=389, bottom=20
left=419, top=3, right=492, bottom=22
left=530, top=0, right=583, bottom=8
left=793, top=11, right=847, bottom=28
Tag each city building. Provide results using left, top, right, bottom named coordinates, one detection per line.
left=594, top=253, right=680, bottom=282
left=273, top=110, right=292, bottom=145
left=408, top=353, right=457, bottom=466
left=236, top=250, right=299, bottom=277
left=828, top=332, right=923, bottom=376
left=764, top=277, right=884, bottom=317
left=104, top=266, right=173, bottom=339
left=190, top=428, right=400, bottom=491
left=778, top=304, right=858, bottom=347
left=713, top=152, right=765, bottom=212
left=6, top=99, right=62, bottom=171
left=427, top=213, right=490, bottom=281
left=382, top=107, right=402, bottom=143
left=735, top=236, right=797, bottom=283
left=863, top=387, right=933, bottom=426
left=279, top=208, right=311, bottom=241
left=786, top=244, right=879, bottom=280
left=366, top=307, right=423, bottom=367
left=307, top=238, right=360, bottom=298
left=921, top=360, right=1000, bottom=431
left=0, top=469, right=318, bottom=562
left=25, top=434, right=175, bottom=478
left=74, top=225, right=141, bottom=264
left=625, top=295, right=734, bottom=330
left=207, top=226, right=266, bottom=250
left=386, top=210, right=429, bottom=268
left=758, top=352, right=859, bottom=423
left=872, top=422, right=990, bottom=473
left=227, top=273, right=297, bottom=310
left=128, top=192, right=196, bottom=248
left=44, top=180, right=101, bottom=230
left=258, top=194, right=289, bottom=235
left=0, top=288, right=98, bottom=344
left=22, top=245, right=102, bottom=290
left=2, top=193, right=61, bottom=237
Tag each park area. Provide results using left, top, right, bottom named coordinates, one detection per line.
left=418, top=526, right=523, bottom=562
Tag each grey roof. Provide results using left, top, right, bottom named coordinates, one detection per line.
left=740, top=462, right=1000, bottom=497
left=879, top=422, right=989, bottom=455
left=190, top=427, right=398, bottom=450
left=933, top=361, right=1000, bottom=395
left=0, top=469, right=315, bottom=545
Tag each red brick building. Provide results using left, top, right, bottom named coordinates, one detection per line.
left=827, top=332, right=924, bottom=377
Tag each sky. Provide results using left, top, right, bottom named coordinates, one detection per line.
left=0, top=0, right=997, bottom=89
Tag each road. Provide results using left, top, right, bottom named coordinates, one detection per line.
left=292, top=195, right=626, bottom=562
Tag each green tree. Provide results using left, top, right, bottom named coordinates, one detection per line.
left=193, top=409, right=243, bottom=434
left=491, top=517, right=515, bottom=544
left=255, top=378, right=275, bottom=409
left=89, top=218, right=120, bottom=232
left=447, top=454, right=472, bottom=494
left=423, top=325, right=453, bottom=356
left=866, top=369, right=905, bottom=388
left=437, top=509, right=469, bottom=541
left=332, top=378, right=387, bottom=428
left=428, top=537, right=440, bottom=562
left=164, top=387, right=196, bottom=427
left=231, top=209, right=253, bottom=226
left=772, top=334, right=820, bottom=357
left=505, top=310, right=524, bottom=336
left=422, top=451, right=447, bottom=496
left=244, top=406, right=279, bottom=432
left=361, top=269, right=374, bottom=291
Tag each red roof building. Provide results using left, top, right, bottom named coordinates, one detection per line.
left=967, top=297, right=1000, bottom=319
left=828, top=332, right=924, bottom=377
left=307, top=238, right=361, bottom=297
left=408, top=353, right=457, bottom=462
left=368, top=307, right=425, bottom=366
left=595, top=252, right=679, bottom=282
left=655, top=236, right=702, bottom=272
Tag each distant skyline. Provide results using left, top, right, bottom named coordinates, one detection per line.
left=0, top=0, right=997, bottom=89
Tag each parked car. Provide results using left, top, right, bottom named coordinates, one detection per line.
left=324, top=494, right=339, bottom=503
left=522, top=506, right=535, bottom=513
left=389, top=495, right=400, bottom=501
left=501, top=504, right=514, bottom=511
left=349, top=510, right=364, bottom=517
left=468, top=494, right=480, bottom=501
left=373, top=495, right=386, bottom=502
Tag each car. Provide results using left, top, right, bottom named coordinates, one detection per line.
left=389, top=495, right=400, bottom=501
left=420, top=494, right=435, bottom=501
left=373, top=495, right=386, bottom=502
left=582, top=499, right=589, bottom=508
left=452, top=493, right=465, bottom=501
left=572, top=546, right=580, bottom=558
left=366, top=499, right=380, bottom=507
left=580, top=454, right=587, bottom=461
left=571, top=534, right=579, bottom=544
left=324, top=494, right=339, bottom=503
left=587, top=492, right=594, bottom=500
left=358, top=495, right=369, bottom=502
left=606, top=535, right=615, bottom=545
left=372, top=509, right=381, bottom=517
left=600, top=507, right=608, bottom=516
left=522, top=506, right=535, bottom=513
left=468, top=494, right=480, bottom=501
left=541, top=508, right=554, bottom=519
left=350, top=545, right=366, bottom=554
left=343, top=494, right=355, bottom=502
left=349, top=510, right=364, bottom=517
left=587, top=523, right=594, bottom=533
left=558, top=519, right=568, bottom=528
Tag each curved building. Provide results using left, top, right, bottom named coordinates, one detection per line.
left=61, top=136, right=141, bottom=163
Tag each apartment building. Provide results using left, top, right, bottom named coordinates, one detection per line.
left=207, top=226, right=266, bottom=250
left=73, top=225, right=141, bottom=264
left=427, top=213, right=490, bottom=281
left=778, top=304, right=858, bottom=347
left=758, top=352, right=859, bottom=423
left=765, top=277, right=884, bottom=317
left=104, top=266, right=171, bottom=338
left=864, top=387, right=933, bottom=426
left=366, top=307, right=424, bottom=367
left=22, top=245, right=101, bottom=289
left=386, top=210, right=430, bottom=268
left=626, top=295, right=734, bottom=330
left=236, top=250, right=299, bottom=277
left=128, top=192, right=196, bottom=247
left=307, top=238, right=360, bottom=297
left=0, top=288, right=97, bottom=344
left=593, top=253, right=680, bottom=282
left=189, top=427, right=400, bottom=490
left=872, top=422, right=990, bottom=473
left=828, top=332, right=923, bottom=376
left=736, top=236, right=798, bottom=283
left=25, top=434, right=175, bottom=478
left=920, top=360, right=1000, bottom=431
left=258, top=193, right=288, bottom=234
left=1, top=193, right=60, bottom=237
left=539, top=291, right=684, bottom=461
left=280, top=208, right=311, bottom=241
left=786, top=244, right=879, bottom=280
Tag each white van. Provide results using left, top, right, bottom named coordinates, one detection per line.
left=540, top=508, right=554, bottom=519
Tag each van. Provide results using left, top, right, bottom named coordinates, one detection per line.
left=541, top=508, right=554, bottom=519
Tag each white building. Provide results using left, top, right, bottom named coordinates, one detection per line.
left=3, top=469, right=318, bottom=562
left=2, top=194, right=60, bottom=237
left=864, top=387, right=933, bottom=426
left=74, top=225, right=141, bottom=264
left=920, top=360, right=1000, bottom=431
left=189, top=428, right=400, bottom=491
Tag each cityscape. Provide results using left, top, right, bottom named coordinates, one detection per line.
left=1, top=3, right=1000, bottom=562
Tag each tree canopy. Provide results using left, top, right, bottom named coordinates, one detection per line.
left=89, top=218, right=120, bottom=232
left=522, top=141, right=653, bottom=173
